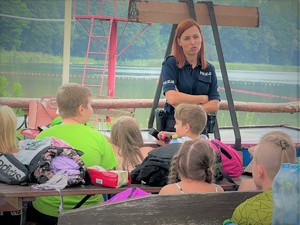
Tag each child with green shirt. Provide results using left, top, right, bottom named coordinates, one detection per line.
left=26, top=83, right=117, bottom=225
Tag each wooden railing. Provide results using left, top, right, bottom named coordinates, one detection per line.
left=0, top=97, right=299, bottom=114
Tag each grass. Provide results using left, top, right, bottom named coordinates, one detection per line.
left=0, top=49, right=298, bottom=72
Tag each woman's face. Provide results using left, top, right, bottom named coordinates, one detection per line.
left=177, top=25, right=202, bottom=57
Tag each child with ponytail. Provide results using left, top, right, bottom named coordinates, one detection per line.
left=159, top=139, right=224, bottom=194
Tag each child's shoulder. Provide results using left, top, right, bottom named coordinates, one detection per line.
left=159, top=183, right=178, bottom=195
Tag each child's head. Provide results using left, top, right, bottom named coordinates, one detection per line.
left=56, top=83, right=92, bottom=121
left=174, top=103, right=207, bottom=137
left=168, top=139, right=215, bottom=184
left=0, top=105, right=18, bottom=154
left=252, top=131, right=296, bottom=188
left=110, top=116, right=144, bottom=170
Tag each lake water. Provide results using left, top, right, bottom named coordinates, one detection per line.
left=0, top=63, right=299, bottom=128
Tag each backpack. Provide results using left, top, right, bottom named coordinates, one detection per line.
left=131, top=143, right=181, bottom=186
left=208, top=139, right=243, bottom=178
left=103, top=187, right=150, bottom=204
left=130, top=142, right=224, bottom=186
left=0, top=154, right=29, bottom=185
left=15, top=137, right=88, bottom=187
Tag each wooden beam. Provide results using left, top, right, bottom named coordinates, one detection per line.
left=0, top=98, right=299, bottom=114
left=128, top=1, right=259, bottom=27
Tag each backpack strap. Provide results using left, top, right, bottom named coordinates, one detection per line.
left=127, top=187, right=137, bottom=199
left=222, top=173, right=239, bottom=191
left=73, top=194, right=94, bottom=209
left=211, top=139, right=232, bottom=159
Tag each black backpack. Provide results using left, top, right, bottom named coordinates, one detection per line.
left=131, top=143, right=181, bottom=186
left=0, top=154, right=29, bottom=185
left=131, top=142, right=224, bottom=186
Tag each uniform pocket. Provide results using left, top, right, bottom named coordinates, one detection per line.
left=193, top=74, right=212, bottom=94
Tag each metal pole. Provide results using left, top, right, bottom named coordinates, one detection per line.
left=108, top=20, right=117, bottom=97
left=204, top=1, right=241, bottom=150
left=62, top=0, right=72, bottom=84
left=147, top=25, right=176, bottom=128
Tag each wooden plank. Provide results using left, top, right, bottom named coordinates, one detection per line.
left=0, top=179, right=240, bottom=199
left=128, top=1, right=259, bottom=27
left=0, top=197, right=22, bottom=211
left=0, top=183, right=162, bottom=198
left=57, top=191, right=260, bottom=225
left=93, top=108, right=135, bottom=118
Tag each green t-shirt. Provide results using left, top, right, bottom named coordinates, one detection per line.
left=32, top=124, right=118, bottom=217
left=231, top=188, right=273, bottom=225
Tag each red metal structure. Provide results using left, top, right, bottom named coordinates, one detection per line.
left=73, top=0, right=151, bottom=97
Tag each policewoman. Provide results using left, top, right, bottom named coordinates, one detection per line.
left=162, top=19, right=220, bottom=132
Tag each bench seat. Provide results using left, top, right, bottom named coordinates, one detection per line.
left=58, top=191, right=260, bottom=225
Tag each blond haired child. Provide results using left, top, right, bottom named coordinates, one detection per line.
left=110, top=116, right=153, bottom=172
left=227, top=131, right=296, bottom=224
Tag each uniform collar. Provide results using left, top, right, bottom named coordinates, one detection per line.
left=184, top=59, right=202, bottom=67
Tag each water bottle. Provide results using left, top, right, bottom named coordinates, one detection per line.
left=272, top=163, right=300, bottom=225
left=223, top=219, right=237, bottom=225
left=296, top=148, right=300, bottom=164
left=170, top=134, right=179, bottom=144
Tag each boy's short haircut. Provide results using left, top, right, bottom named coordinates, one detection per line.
left=56, top=83, right=92, bottom=118
left=174, top=103, right=207, bottom=135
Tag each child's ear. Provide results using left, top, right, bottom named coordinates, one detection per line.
left=185, top=123, right=190, bottom=132
left=257, top=164, right=265, bottom=178
left=78, top=104, right=85, bottom=115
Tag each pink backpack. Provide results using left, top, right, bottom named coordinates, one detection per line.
left=208, top=139, right=243, bottom=178
left=103, top=187, right=150, bottom=204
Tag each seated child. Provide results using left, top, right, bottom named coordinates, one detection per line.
left=0, top=105, right=21, bottom=225
left=157, top=103, right=207, bottom=145
left=110, top=116, right=154, bottom=172
left=159, top=139, right=224, bottom=194
left=26, top=83, right=117, bottom=225
left=227, top=131, right=296, bottom=225
left=238, top=131, right=296, bottom=192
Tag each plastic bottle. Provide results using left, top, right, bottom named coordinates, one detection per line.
left=170, top=134, right=179, bottom=144
left=272, top=163, right=300, bottom=225
left=223, top=219, right=237, bottom=225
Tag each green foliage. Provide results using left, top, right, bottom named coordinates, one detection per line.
left=0, top=0, right=299, bottom=65
left=0, top=76, right=23, bottom=97
left=0, top=76, right=9, bottom=97
left=12, top=82, right=22, bottom=97
left=0, top=76, right=23, bottom=116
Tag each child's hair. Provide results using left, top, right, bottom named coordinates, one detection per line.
left=168, top=139, right=215, bottom=184
left=0, top=105, right=17, bottom=154
left=174, top=103, right=207, bottom=135
left=110, top=116, right=144, bottom=171
left=56, top=83, right=92, bottom=118
left=254, top=131, right=296, bottom=180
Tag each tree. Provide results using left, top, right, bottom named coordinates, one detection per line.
left=0, top=0, right=30, bottom=50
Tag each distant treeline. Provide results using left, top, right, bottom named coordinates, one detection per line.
left=0, top=0, right=299, bottom=66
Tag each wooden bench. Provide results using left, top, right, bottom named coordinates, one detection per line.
left=57, top=191, right=260, bottom=225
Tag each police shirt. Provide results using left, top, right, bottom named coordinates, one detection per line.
left=162, top=56, right=220, bottom=115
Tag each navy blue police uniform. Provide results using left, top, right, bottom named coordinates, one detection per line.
left=162, top=56, right=220, bottom=132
